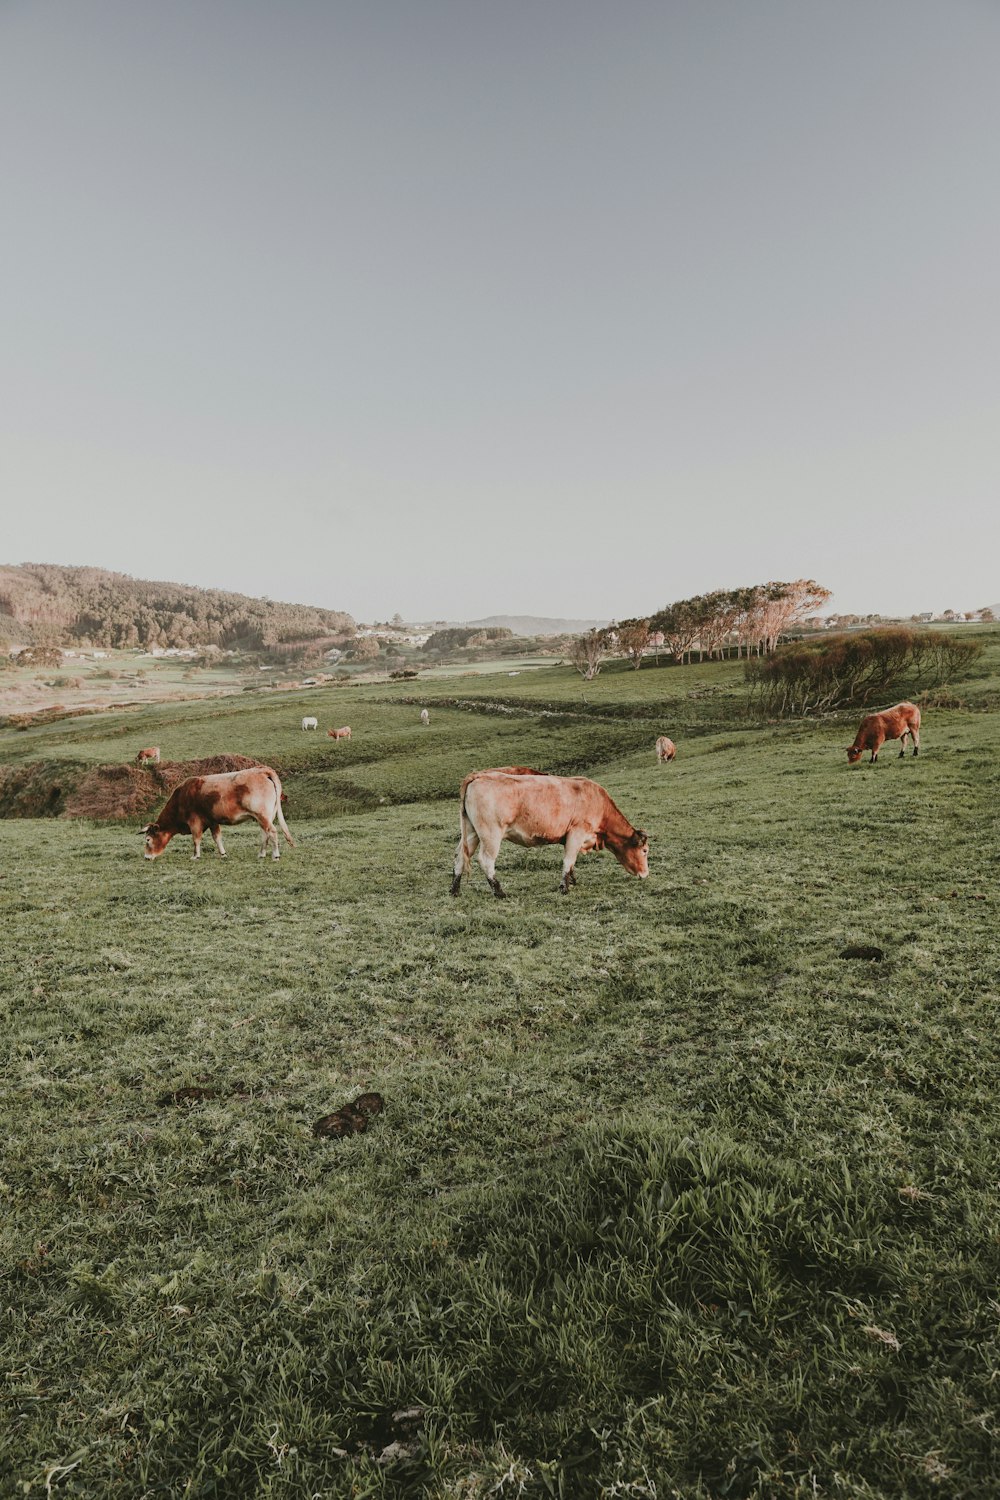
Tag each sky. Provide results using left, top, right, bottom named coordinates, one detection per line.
left=2, top=0, right=998, bottom=623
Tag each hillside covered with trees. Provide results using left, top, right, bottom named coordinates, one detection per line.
left=0, top=564, right=354, bottom=652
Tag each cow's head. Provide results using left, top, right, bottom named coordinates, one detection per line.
left=845, top=746, right=863, bottom=764
left=141, top=822, right=173, bottom=859
left=611, top=828, right=649, bottom=878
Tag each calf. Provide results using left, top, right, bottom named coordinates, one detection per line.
left=301, top=717, right=318, bottom=731
left=452, top=768, right=647, bottom=897
left=846, top=702, right=921, bottom=764
left=141, top=767, right=295, bottom=861
left=135, top=746, right=161, bottom=765
left=327, top=726, right=352, bottom=740
left=655, top=736, right=676, bottom=763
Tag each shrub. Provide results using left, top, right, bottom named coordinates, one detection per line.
left=746, top=629, right=983, bottom=715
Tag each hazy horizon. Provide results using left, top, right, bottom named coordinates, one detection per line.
left=3, top=1, right=998, bottom=620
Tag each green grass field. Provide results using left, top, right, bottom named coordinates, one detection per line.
left=2, top=646, right=999, bottom=1497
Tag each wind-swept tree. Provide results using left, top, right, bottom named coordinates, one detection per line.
left=649, top=599, right=701, bottom=663
left=570, top=628, right=606, bottom=680
left=614, top=618, right=652, bottom=669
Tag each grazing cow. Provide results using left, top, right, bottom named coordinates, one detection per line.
left=451, top=769, right=648, bottom=897
left=655, top=736, right=676, bottom=764
left=141, top=767, right=295, bottom=861
left=420, top=709, right=430, bottom=726
left=301, top=717, right=318, bottom=731
left=135, top=746, right=161, bottom=765
left=327, top=726, right=352, bottom=740
left=846, top=702, right=921, bottom=764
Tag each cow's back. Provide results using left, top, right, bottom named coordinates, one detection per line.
left=464, top=772, right=605, bottom=837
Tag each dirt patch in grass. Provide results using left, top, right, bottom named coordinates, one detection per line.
left=0, top=759, right=83, bottom=817
left=65, top=754, right=266, bottom=820
left=0, top=704, right=102, bottom=731
left=0, top=754, right=268, bottom=821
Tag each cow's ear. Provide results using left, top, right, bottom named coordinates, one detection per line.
left=636, top=830, right=649, bottom=847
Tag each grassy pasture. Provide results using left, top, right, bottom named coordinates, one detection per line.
left=2, top=652, right=999, bottom=1498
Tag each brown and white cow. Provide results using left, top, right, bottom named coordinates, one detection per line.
left=846, top=702, right=921, bottom=764
left=141, top=767, right=295, bottom=861
left=655, top=736, right=676, bottom=763
left=136, top=746, right=161, bottom=765
left=327, top=726, right=352, bottom=740
left=451, top=768, right=648, bottom=897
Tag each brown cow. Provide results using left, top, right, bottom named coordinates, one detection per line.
left=141, top=767, right=295, bottom=861
left=846, top=702, right=921, bottom=764
left=327, top=726, right=352, bottom=740
left=655, top=736, right=676, bottom=763
left=135, top=746, right=160, bottom=765
left=451, top=769, right=648, bottom=897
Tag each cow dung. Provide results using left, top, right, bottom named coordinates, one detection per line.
left=158, top=1086, right=218, bottom=1106
left=354, top=1091, right=385, bottom=1116
left=313, top=1091, right=385, bottom=1139
left=839, top=945, right=885, bottom=962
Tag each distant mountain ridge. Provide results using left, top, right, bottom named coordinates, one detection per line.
left=463, top=614, right=610, bottom=636
left=0, top=563, right=354, bottom=651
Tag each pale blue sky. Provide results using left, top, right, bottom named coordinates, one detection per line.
left=2, top=0, right=998, bottom=621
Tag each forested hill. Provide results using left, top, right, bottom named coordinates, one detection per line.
left=0, top=563, right=354, bottom=650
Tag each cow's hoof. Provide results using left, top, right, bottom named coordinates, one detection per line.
left=450, top=878, right=461, bottom=897
left=490, top=884, right=507, bottom=900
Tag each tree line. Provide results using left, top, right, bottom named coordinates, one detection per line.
left=0, top=564, right=354, bottom=652
left=570, top=580, right=832, bottom=679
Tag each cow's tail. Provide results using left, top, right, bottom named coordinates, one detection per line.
left=267, top=769, right=296, bottom=847
left=458, top=773, right=480, bottom=868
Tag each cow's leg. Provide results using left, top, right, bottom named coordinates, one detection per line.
left=559, top=830, right=588, bottom=894
left=451, top=814, right=480, bottom=896
left=189, top=816, right=205, bottom=859
left=475, top=832, right=506, bottom=899
left=898, top=730, right=909, bottom=758
left=210, top=825, right=227, bottom=858
left=911, top=723, right=920, bottom=756
left=258, top=819, right=280, bottom=860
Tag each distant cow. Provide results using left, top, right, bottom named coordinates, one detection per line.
left=135, top=746, right=160, bottom=765
left=141, top=767, right=295, bottom=861
left=301, top=717, right=318, bottom=731
left=451, top=768, right=648, bottom=897
left=420, top=709, right=430, bottom=726
left=327, top=726, right=352, bottom=740
left=655, top=736, right=676, bottom=764
left=846, top=702, right=921, bottom=764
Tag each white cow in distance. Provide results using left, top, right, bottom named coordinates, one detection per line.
left=420, top=709, right=430, bottom=725
left=302, top=716, right=318, bottom=731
